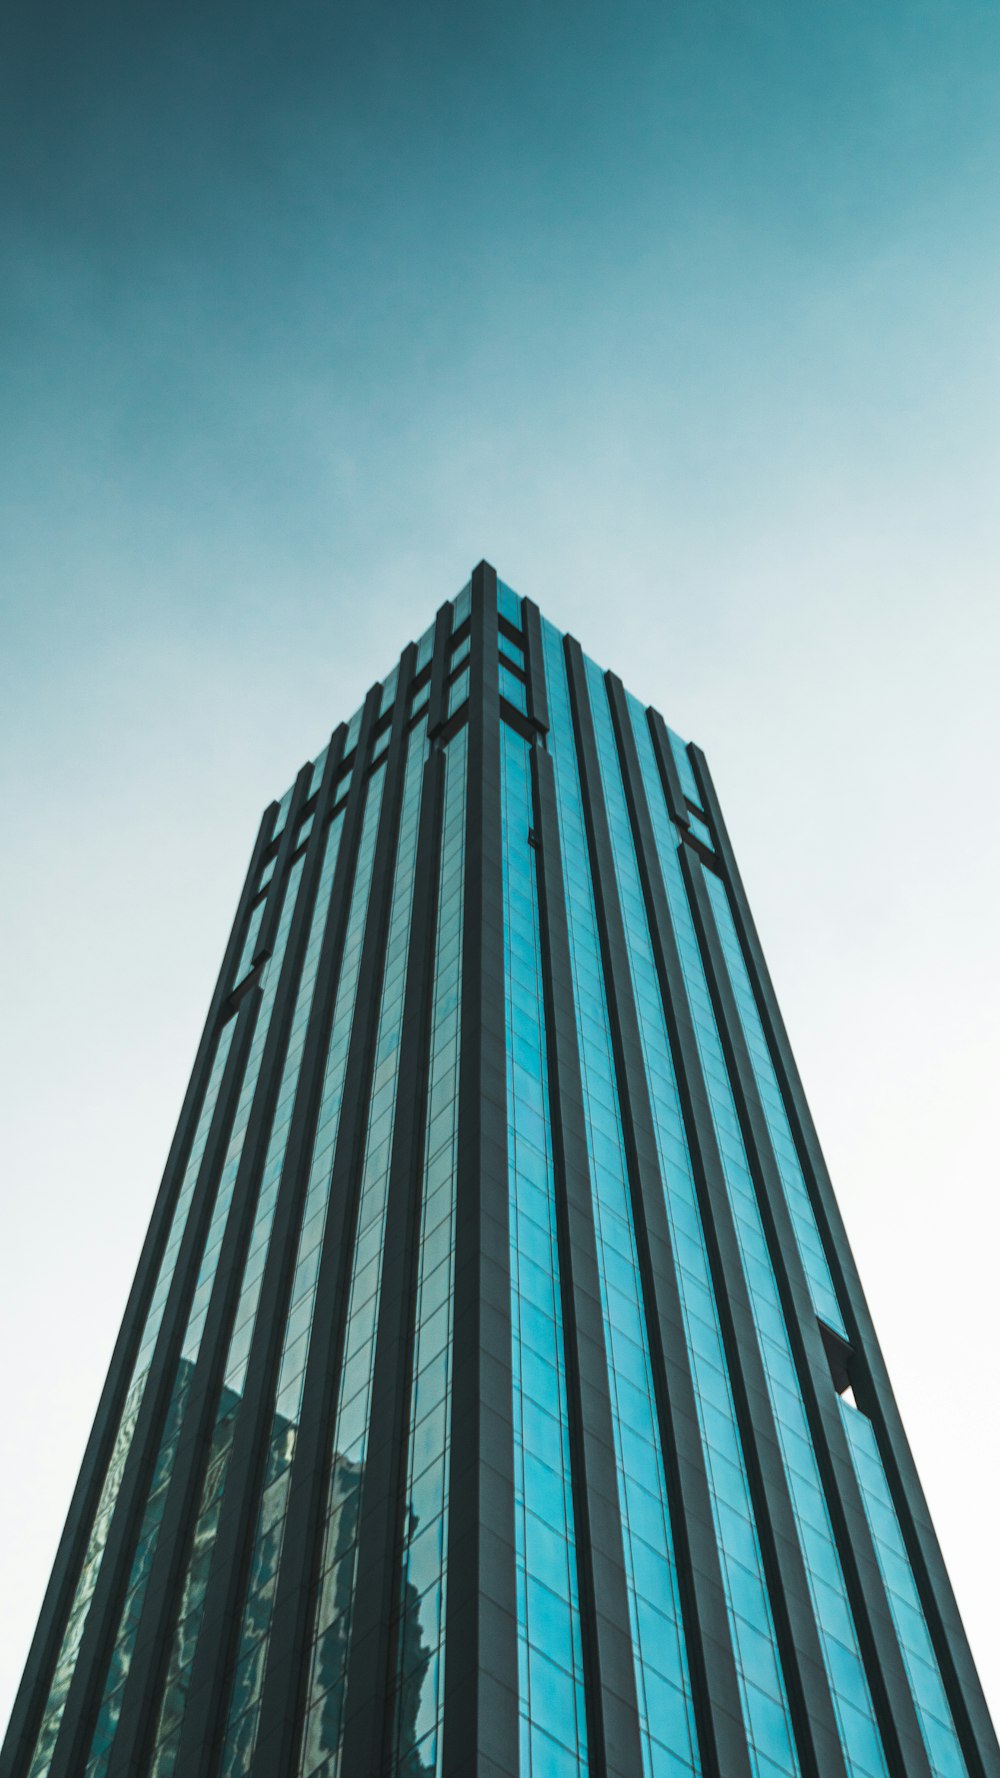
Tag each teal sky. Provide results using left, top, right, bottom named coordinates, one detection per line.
left=2, top=0, right=999, bottom=1743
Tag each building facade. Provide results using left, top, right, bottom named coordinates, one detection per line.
left=3, top=562, right=997, bottom=1778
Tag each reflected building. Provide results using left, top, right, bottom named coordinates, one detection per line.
left=3, top=564, right=998, bottom=1778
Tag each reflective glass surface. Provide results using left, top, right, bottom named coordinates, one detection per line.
left=148, top=807, right=349, bottom=1777
left=840, top=1402, right=967, bottom=1778
left=297, top=719, right=428, bottom=1775
left=542, top=620, right=699, bottom=1778
left=388, top=724, right=468, bottom=1777
left=584, top=659, right=798, bottom=1778
left=501, top=724, right=587, bottom=1777
left=218, top=770, right=388, bottom=1778
left=85, top=854, right=310, bottom=1778
left=624, top=694, right=887, bottom=1778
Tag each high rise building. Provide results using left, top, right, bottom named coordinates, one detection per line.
left=3, top=562, right=996, bottom=1778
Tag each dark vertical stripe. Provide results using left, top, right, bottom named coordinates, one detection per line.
left=441, top=559, right=519, bottom=1778
left=251, top=656, right=420, bottom=1778
left=168, top=724, right=366, bottom=1778
left=427, top=602, right=455, bottom=738
left=0, top=800, right=277, bottom=1778
left=339, top=742, right=446, bottom=1776
left=606, top=678, right=848, bottom=1778
left=647, top=708, right=689, bottom=828
left=530, top=742, right=644, bottom=1778
left=106, top=733, right=348, bottom=1777
left=689, top=743, right=1000, bottom=1778
left=45, top=983, right=262, bottom=1778
left=681, top=842, right=933, bottom=1778
left=521, top=596, right=550, bottom=735
left=563, top=637, right=751, bottom=1778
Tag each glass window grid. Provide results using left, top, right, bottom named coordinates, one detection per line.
left=497, top=579, right=522, bottom=628
left=344, top=705, right=364, bottom=755
left=624, top=694, right=888, bottom=1778
left=501, top=724, right=588, bottom=1777
left=452, top=580, right=472, bottom=626
left=148, top=811, right=350, bottom=1775
left=416, top=620, right=436, bottom=675
left=582, top=659, right=799, bottom=1778
left=839, top=1403, right=967, bottom=1778
left=540, top=621, right=699, bottom=1778
left=450, top=635, right=470, bottom=673
left=24, top=1018, right=239, bottom=1778
left=447, top=667, right=469, bottom=720
left=83, top=856, right=310, bottom=1778
left=687, top=813, right=714, bottom=853
left=387, top=725, right=468, bottom=1778
left=667, top=729, right=702, bottom=810
left=308, top=746, right=329, bottom=803
left=258, top=856, right=277, bottom=897
left=499, top=662, right=528, bottom=716
left=380, top=665, right=400, bottom=718
left=271, top=783, right=295, bottom=844
left=296, top=721, right=429, bottom=1775
left=216, top=770, right=390, bottom=1778
left=234, top=898, right=266, bottom=989
left=701, top=870, right=846, bottom=1338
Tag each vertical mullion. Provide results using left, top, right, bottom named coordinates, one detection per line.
left=681, top=841, right=934, bottom=1778
left=605, top=676, right=848, bottom=1778
left=0, top=801, right=276, bottom=1778
left=563, top=636, right=751, bottom=1778
left=441, top=560, right=519, bottom=1778
left=530, top=741, right=644, bottom=1778
left=250, top=658, right=416, bottom=1778
left=690, top=742, right=1000, bottom=1778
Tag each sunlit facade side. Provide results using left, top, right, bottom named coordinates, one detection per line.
left=3, top=563, right=998, bottom=1778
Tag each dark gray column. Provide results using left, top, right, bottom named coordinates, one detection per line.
left=521, top=596, right=550, bottom=735
left=563, top=638, right=751, bottom=1778
left=45, top=980, right=262, bottom=1778
left=689, top=742, right=1000, bottom=1778
left=530, top=742, right=644, bottom=1778
left=0, top=800, right=276, bottom=1778
left=681, top=841, right=933, bottom=1778
left=251, top=659, right=423, bottom=1778
left=604, top=676, right=847, bottom=1778
left=441, top=560, right=519, bottom=1778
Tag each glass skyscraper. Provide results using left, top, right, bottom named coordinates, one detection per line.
left=3, top=562, right=996, bottom=1778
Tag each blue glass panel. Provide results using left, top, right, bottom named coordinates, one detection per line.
left=388, top=724, right=469, bottom=1777
left=500, top=663, right=528, bottom=715
left=668, top=728, right=701, bottom=809
left=701, top=868, right=846, bottom=1337
left=84, top=850, right=312, bottom=1776
left=625, top=690, right=887, bottom=1778
left=501, top=724, right=587, bottom=1775
left=216, top=763, right=389, bottom=1776
left=840, top=1402, right=967, bottom=1778
left=298, top=721, right=429, bottom=1772
left=585, top=658, right=798, bottom=1778
left=541, top=620, right=699, bottom=1778
left=25, top=1016, right=239, bottom=1778
left=498, top=579, right=522, bottom=628
left=147, top=803, right=352, bottom=1775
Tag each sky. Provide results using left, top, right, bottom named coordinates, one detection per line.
left=2, top=0, right=999, bottom=1745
